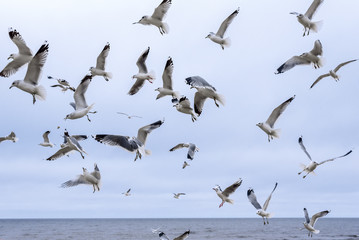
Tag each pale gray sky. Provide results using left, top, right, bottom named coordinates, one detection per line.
left=0, top=0, right=358, bottom=218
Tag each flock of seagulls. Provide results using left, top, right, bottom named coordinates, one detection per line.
left=0, top=0, right=356, bottom=238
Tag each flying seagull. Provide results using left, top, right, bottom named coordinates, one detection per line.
left=206, top=8, right=240, bottom=50
left=155, top=57, right=180, bottom=100
left=256, top=95, right=295, bottom=142
left=61, top=163, right=101, bottom=193
left=129, top=47, right=155, bottom=95
left=303, top=208, right=330, bottom=237
left=0, top=28, right=33, bottom=77
left=173, top=193, right=186, bottom=199
left=275, top=40, right=323, bottom=74
left=89, top=42, right=112, bottom=81
left=247, top=182, right=278, bottom=225
left=94, top=119, right=164, bottom=161
left=122, top=188, right=132, bottom=196
left=117, top=112, right=142, bottom=119
left=182, top=161, right=190, bottom=169
left=298, top=136, right=352, bottom=178
left=48, top=75, right=75, bottom=92
left=133, top=0, right=172, bottom=35
left=169, top=143, right=199, bottom=160
left=185, top=76, right=225, bottom=116
left=0, top=131, right=18, bottom=143
left=310, top=59, right=358, bottom=88
left=65, top=74, right=96, bottom=122
left=172, top=96, right=197, bottom=122
left=39, top=130, right=54, bottom=147
left=9, top=41, right=49, bottom=104
left=290, top=0, right=324, bottom=36
left=158, top=230, right=190, bottom=240
left=213, top=178, right=242, bottom=208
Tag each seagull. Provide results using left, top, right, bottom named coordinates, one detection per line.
left=310, top=59, right=358, bottom=88
left=297, top=136, right=352, bottom=178
left=65, top=74, right=96, bottom=122
left=256, top=95, right=295, bottom=142
left=133, top=0, right=172, bottom=35
left=61, top=163, right=101, bottom=193
left=9, top=41, right=49, bottom=104
left=290, top=0, right=324, bottom=36
left=48, top=75, right=75, bottom=92
left=94, top=119, right=164, bottom=161
left=39, top=130, right=54, bottom=147
left=173, top=193, right=186, bottom=199
left=206, top=8, right=240, bottom=50
left=169, top=143, right=199, bottom=160
left=0, top=28, right=33, bottom=77
left=213, top=178, right=242, bottom=208
left=117, top=112, right=142, bottom=119
left=128, top=47, right=155, bottom=95
left=185, top=76, right=225, bottom=116
left=182, top=161, right=190, bottom=169
left=155, top=57, right=180, bottom=100
left=89, top=42, right=112, bottom=81
left=0, top=131, right=18, bottom=143
left=275, top=40, right=323, bottom=74
left=303, top=208, right=330, bottom=237
left=122, top=188, right=132, bottom=196
left=51, top=84, right=75, bottom=92
left=247, top=182, right=278, bottom=225
left=46, top=131, right=88, bottom=160
left=158, top=230, right=190, bottom=240
left=172, top=97, right=197, bottom=122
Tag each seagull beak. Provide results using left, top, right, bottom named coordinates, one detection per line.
left=133, top=21, right=139, bottom=24
left=7, top=56, right=11, bottom=60
left=9, top=85, right=13, bottom=89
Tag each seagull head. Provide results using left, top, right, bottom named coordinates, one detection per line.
left=7, top=53, right=16, bottom=60
left=133, top=16, right=148, bottom=25
left=206, top=32, right=215, bottom=38
left=9, top=80, right=20, bottom=89
left=256, top=122, right=263, bottom=127
left=89, top=67, right=94, bottom=71
left=82, top=167, right=88, bottom=173
left=212, top=185, right=221, bottom=192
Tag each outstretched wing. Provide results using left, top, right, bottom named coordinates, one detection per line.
left=318, top=150, right=352, bottom=165
left=137, top=47, right=150, bottom=73
left=216, top=8, right=240, bottom=38
left=128, top=78, right=145, bottom=95
left=162, top=57, right=173, bottom=90
left=303, top=208, right=310, bottom=224
left=333, top=59, right=357, bottom=73
left=298, top=136, right=312, bottom=161
left=222, top=178, right=242, bottom=197
left=61, top=175, right=88, bottom=188
left=74, top=74, right=92, bottom=109
left=310, top=73, right=331, bottom=88
left=275, top=56, right=311, bottom=74
left=309, top=40, right=323, bottom=56
left=310, top=210, right=330, bottom=227
left=247, top=188, right=262, bottom=210
left=152, top=0, right=172, bottom=21
left=94, top=134, right=138, bottom=152
left=137, top=119, right=164, bottom=145
left=173, top=230, right=190, bottom=240
left=169, top=143, right=189, bottom=151
left=46, top=146, right=73, bottom=161
left=23, top=41, right=49, bottom=85
left=305, top=0, right=324, bottom=20
left=95, top=42, right=110, bottom=70
left=263, top=182, right=278, bottom=211
left=266, top=95, right=295, bottom=128
left=42, top=131, right=50, bottom=143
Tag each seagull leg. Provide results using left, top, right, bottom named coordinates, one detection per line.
left=219, top=201, right=224, bottom=208
left=266, top=218, right=269, bottom=224
left=32, top=94, right=36, bottom=104
left=80, top=152, right=85, bottom=159
left=93, top=185, right=96, bottom=193
left=214, top=99, right=220, bottom=107
left=262, top=217, right=266, bottom=225
left=86, top=115, right=91, bottom=122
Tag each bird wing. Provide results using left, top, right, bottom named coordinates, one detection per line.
left=42, top=131, right=50, bottom=143
left=152, top=0, right=172, bottom=21
left=333, top=59, right=357, bottom=72
left=304, top=0, right=324, bottom=20
left=263, top=182, right=278, bottom=211
left=51, top=84, right=66, bottom=89
left=9, top=28, right=32, bottom=56
left=298, top=136, right=312, bottom=161
left=185, top=76, right=216, bottom=91
left=46, top=146, right=73, bottom=161
left=265, top=95, right=295, bottom=128
left=222, top=179, right=242, bottom=197
left=71, top=135, right=88, bottom=142
left=275, top=56, right=311, bottom=74
left=9, top=131, right=16, bottom=139
left=310, top=73, right=331, bottom=88
left=216, top=8, right=240, bottom=38
left=318, top=150, right=352, bottom=165
left=247, top=188, right=262, bottom=210
left=128, top=78, right=146, bottom=95
left=303, top=208, right=311, bottom=224
left=95, top=42, right=110, bottom=70
left=193, top=92, right=207, bottom=116
left=310, top=210, right=330, bottom=227
left=187, top=143, right=197, bottom=160
left=0, top=137, right=6, bottom=143
left=162, top=57, right=173, bottom=90
left=309, top=40, right=323, bottom=56
left=137, top=47, right=150, bottom=73
left=0, top=59, right=28, bottom=77
left=169, top=143, right=189, bottom=151
left=61, top=174, right=90, bottom=188
left=74, top=74, right=92, bottom=109
left=179, top=96, right=192, bottom=109
left=158, top=231, right=170, bottom=240
left=94, top=134, right=138, bottom=152
left=137, top=119, right=164, bottom=145
left=173, top=230, right=190, bottom=240
left=23, top=42, right=49, bottom=85
left=127, top=188, right=131, bottom=193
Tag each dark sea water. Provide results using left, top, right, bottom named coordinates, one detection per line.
left=0, top=218, right=358, bottom=240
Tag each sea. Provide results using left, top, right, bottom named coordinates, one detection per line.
left=0, top=218, right=358, bottom=240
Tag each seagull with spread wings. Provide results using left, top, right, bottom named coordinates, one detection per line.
left=172, top=96, right=197, bottom=122
left=247, top=182, right=278, bottom=225
left=298, top=136, right=352, bottom=178
left=89, top=42, right=112, bottom=81
left=48, top=75, right=75, bottom=92
left=206, top=8, right=240, bottom=50
left=117, top=112, right=142, bottom=119
left=155, top=57, right=179, bottom=100
left=173, top=193, right=185, bottom=199
left=290, top=0, right=324, bottom=36
left=0, top=28, right=33, bottom=77
left=158, top=230, right=190, bottom=240
left=133, top=0, right=172, bottom=35
left=169, top=143, right=199, bottom=160
left=94, top=120, right=164, bottom=161
left=39, top=130, right=54, bottom=147
left=256, top=95, right=295, bottom=142
left=213, top=178, right=242, bottom=208
left=303, top=208, right=330, bottom=237
left=0, top=131, right=18, bottom=143
left=122, top=188, right=132, bottom=196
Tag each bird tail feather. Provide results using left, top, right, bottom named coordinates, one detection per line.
left=215, top=93, right=225, bottom=106
left=161, top=22, right=169, bottom=34
left=222, top=37, right=231, bottom=48
left=226, top=198, right=234, bottom=204
left=36, top=85, right=47, bottom=101
left=272, top=128, right=281, bottom=139
left=105, top=72, right=113, bottom=79
left=311, top=20, right=323, bottom=33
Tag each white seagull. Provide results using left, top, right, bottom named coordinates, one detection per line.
left=89, top=42, right=112, bottom=81
left=310, top=59, right=358, bottom=88
left=256, top=95, right=295, bottom=142
left=172, top=96, right=197, bottom=122
left=206, top=8, right=240, bottom=50
left=0, top=28, right=33, bottom=77
left=185, top=76, right=225, bottom=116
left=129, top=47, right=155, bottom=95
left=169, top=143, right=199, bottom=160
left=275, top=40, right=323, bottom=74
left=158, top=230, right=190, bottom=240
left=182, top=161, right=190, bottom=169
left=0, top=131, right=18, bottom=143
left=298, top=136, right=352, bottom=178
left=39, top=130, right=54, bottom=147
left=117, top=112, right=142, bottom=119
left=290, top=0, right=324, bottom=36
left=247, top=182, right=278, bottom=225
left=155, top=57, right=180, bottom=100
left=9, top=41, right=49, bottom=104
left=303, top=208, right=330, bottom=237
left=213, top=178, right=242, bottom=208
left=94, top=119, right=164, bottom=161
left=173, top=193, right=186, bottom=199
left=48, top=75, right=75, bottom=92
left=122, top=188, right=132, bottom=196
left=133, top=0, right=172, bottom=35
left=65, top=74, right=96, bottom=122
left=61, top=163, right=101, bottom=193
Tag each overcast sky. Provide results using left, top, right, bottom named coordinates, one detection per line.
left=0, top=0, right=358, bottom=219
